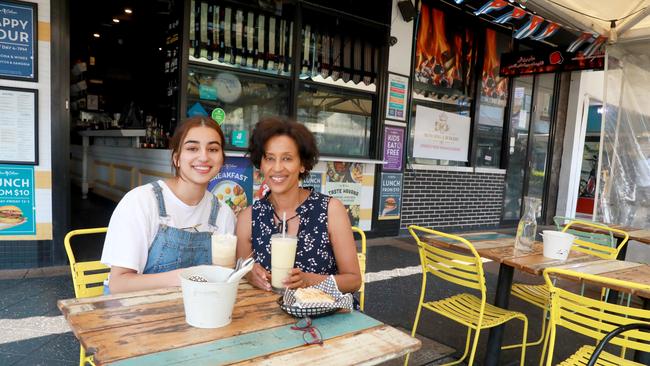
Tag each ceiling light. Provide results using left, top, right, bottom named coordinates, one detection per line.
left=124, top=8, right=132, bottom=14
left=158, top=47, right=162, bottom=51
left=112, top=18, right=120, bottom=23
left=93, top=33, right=100, bottom=38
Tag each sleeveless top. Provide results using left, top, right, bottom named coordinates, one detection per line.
left=251, top=189, right=337, bottom=275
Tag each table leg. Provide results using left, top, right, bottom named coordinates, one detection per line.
left=81, top=135, right=89, bottom=199
left=485, top=264, right=514, bottom=366
left=634, top=298, right=650, bottom=364
left=607, top=237, right=629, bottom=304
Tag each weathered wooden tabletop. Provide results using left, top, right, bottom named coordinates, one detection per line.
left=57, top=282, right=420, bottom=365
left=422, top=234, right=650, bottom=298
left=569, top=223, right=650, bottom=245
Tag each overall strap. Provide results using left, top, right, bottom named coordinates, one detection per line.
left=208, top=194, right=220, bottom=227
left=150, top=181, right=168, bottom=218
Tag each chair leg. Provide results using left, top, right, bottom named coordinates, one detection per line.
left=441, top=327, right=472, bottom=366
left=502, top=307, right=547, bottom=349
left=539, top=321, right=552, bottom=366
left=79, top=346, right=85, bottom=366
left=404, top=303, right=424, bottom=366
left=519, top=316, right=528, bottom=366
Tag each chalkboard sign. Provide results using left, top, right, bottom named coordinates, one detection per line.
left=0, top=0, right=38, bottom=81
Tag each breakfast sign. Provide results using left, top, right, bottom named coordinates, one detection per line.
left=0, top=164, right=35, bottom=235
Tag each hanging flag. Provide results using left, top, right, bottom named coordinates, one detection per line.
left=514, top=15, right=544, bottom=39
left=474, top=0, right=508, bottom=16
left=583, top=35, right=607, bottom=57
left=567, top=32, right=595, bottom=53
left=531, top=22, right=560, bottom=41
left=494, top=7, right=527, bottom=24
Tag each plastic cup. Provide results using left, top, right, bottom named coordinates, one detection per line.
left=542, top=230, right=575, bottom=260
left=270, top=234, right=298, bottom=291
left=212, top=234, right=237, bottom=268
left=179, top=265, right=239, bottom=328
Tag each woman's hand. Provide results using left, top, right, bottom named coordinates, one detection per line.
left=283, top=268, right=324, bottom=289
left=248, top=262, right=272, bottom=291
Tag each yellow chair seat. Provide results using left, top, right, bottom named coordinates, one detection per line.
left=558, top=345, right=644, bottom=366
left=511, top=283, right=549, bottom=310
left=424, top=293, right=527, bottom=330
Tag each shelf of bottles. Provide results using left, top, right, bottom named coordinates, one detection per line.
left=188, top=0, right=379, bottom=87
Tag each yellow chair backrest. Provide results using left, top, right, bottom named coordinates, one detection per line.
left=408, top=225, right=487, bottom=298
left=351, top=226, right=366, bottom=311
left=543, top=267, right=650, bottom=361
left=562, top=221, right=629, bottom=259
left=63, top=228, right=110, bottom=299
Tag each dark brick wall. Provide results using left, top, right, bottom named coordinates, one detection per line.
left=401, top=169, right=505, bottom=231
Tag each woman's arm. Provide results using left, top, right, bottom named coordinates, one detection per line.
left=108, top=266, right=185, bottom=293
left=284, top=198, right=361, bottom=293
left=236, top=206, right=271, bottom=291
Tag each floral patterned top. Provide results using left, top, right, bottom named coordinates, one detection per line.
left=252, top=189, right=337, bottom=275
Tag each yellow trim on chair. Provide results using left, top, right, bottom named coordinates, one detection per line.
left=507, top=221, right=631, bottom=351
left=64, top=228, right=111, bottom=366
left=405, top=225, right=528, bottom=366
left=543, top=268, right=650, bottom=366
left=351, top=226, right=367, bottom=311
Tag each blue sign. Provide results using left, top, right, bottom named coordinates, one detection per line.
left=231, top=130, right=247, bottom=147
left=378, top=172, right=402, bottom=221
left=0, top=0, right=37, bottom=80
left=301, top=172, right=322, bottom=193
left=0, top=165, right=35, bottom=235
left=207, top=157, right=253, bottom=216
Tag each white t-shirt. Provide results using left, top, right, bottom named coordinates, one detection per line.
left=101, top=180, right=236, bottom=273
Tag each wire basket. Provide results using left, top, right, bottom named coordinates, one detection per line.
left=278, top=275, right=354, bottom=318
left=277, top=296, right=339, bottom=318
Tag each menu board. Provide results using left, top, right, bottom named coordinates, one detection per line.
left=0, top=87, right=38, bottom=165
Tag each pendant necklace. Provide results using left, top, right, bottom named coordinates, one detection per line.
left=271, top=190, right=302, bottom=233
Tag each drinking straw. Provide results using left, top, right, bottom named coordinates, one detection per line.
left=282, top=211, right=286, bottom=238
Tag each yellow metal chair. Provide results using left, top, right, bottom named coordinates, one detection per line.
left=543, top=268, right=650, bottom=366
left=506, top=221, right=630, bottom=350
left=64, top=228, right=111, bottom=366
left=405, top=225, right=528, bottom=366
left=351, top=226, right=367, bottom=311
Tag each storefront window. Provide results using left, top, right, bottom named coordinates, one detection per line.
left=297, top=83, right=374, bottom=157
left=186, top=66, right=289, bottom=150
left=474, top=29, right=511, bottom=168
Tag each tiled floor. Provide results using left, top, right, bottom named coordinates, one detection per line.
left=0, top=234, right=606, bottom=365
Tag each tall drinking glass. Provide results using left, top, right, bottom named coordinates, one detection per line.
left=271, top=234, right=298, bottom=292
left=212, top=234, right=237, bottom=268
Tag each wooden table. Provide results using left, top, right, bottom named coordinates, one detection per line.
left=58, top=282, right=420, bottom=365
left=423, top=234, right=650, bottom=366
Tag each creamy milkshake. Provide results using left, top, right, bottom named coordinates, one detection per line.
left=212, top=234, right=237, bottom=268
left=271, top=234, right=298, bottom=290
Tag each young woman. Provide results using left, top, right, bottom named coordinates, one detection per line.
left=236, top=117, right=361, bottom=293
left=101, top=117, right=236, bottom=293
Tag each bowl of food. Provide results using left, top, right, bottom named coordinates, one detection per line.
left=278, top=276, right=354, bottom=318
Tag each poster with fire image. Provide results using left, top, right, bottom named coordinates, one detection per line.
left=481, top=29, right=510, bottom=107
left=414, top=4, right=474, bottom=97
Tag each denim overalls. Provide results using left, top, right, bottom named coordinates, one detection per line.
left=104, top=181, right=219, bottom=294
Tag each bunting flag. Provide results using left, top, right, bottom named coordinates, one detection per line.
left=531, top=22, right=560, bottom=41
left=567, top=32, right=596, bottom=53
left=514, top=15, right=544, bottom=39
left=473, top=0, right=508, bottom=16
left=494, top=7, right=527, bottom=24
left=583, top=35, right=607, bottom=57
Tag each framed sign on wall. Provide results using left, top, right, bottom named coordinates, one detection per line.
left=0, top=0, right=38, bottom=81
left=0, top=86, right=38, bottom=165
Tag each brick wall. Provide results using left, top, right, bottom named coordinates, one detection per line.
left=401, top=169, right=505, bottom=231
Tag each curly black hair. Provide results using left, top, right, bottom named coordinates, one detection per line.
left=248, top=117, right=319, bottom=180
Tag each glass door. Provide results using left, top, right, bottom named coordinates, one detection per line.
left=501, top=74, right=557, bottom=223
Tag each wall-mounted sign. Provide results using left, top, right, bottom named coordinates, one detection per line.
left=378, top=172, right=402, bottom=221
left=499, top=49, right=604, bottom=77
left=0, top=86, right=38, bottom=165
left=208, top=157, right=252, bottom=216
left=413, top=105, right=470, bottom=162
left=385, top=73, right=408, bottom=121
left=301, top=172, right=323, bottom=193
left=0, top=0, right=37, bottom=81
left=325, top=162, right=363, bottom=227
left=383, top=126, right=404, bottom=171
left=0, top=165, right=35, bottom=235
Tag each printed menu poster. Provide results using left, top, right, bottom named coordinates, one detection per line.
left=378, top=173, right=402, bottom=220
left=0, top=165, right=35, bottom=235
left=208, top=157, right=252, bottom=216
left=325, top=162, right=363, bottom=226
left=301, top=172, right=323, bottom=193
left=0, top=87, right=37, bottom=164
left=413, top=105, right=470, bottom=162
left=385, top=74, right=408, bottom=121
left=383, top=126, right=404, bottom=171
